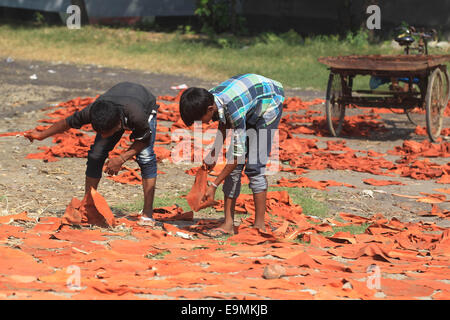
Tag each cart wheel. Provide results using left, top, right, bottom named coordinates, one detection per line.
left=440, top=67, right=450, bottom=107
left=425, top=68, right=445, bottom=142
left=325, top=73, right=346, bottom=137
left=405, top=82, right=426, bottom=126
left=405, top=107, right=424, bottom=126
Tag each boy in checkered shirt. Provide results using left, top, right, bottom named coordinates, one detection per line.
left=179, top=74, right=284, bottom=237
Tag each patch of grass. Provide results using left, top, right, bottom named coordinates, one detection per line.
left=320, top=223, right=371, bottom=238
left=294, top=237, right=312, bottom=246
left=113, top=188, right=225, bottom=219
left=192, top=246, right=208, bottom=250
left=114, top=181, right=328, bottom=223
left=293, top=223, right=370, bottom=245
left=0, top=195, right=7, bottom=208
left=3, top=25, right=446, bottom=90
left=208, top=184, right=328, bottom=218
left=145, top=250, right=171, bottom=260
left=267, top=186, right=329, bottom=218
left=113, top=193, right=191, bottom=214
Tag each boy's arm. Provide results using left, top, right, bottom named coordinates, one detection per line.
left=104, top=140, right=148, bottom=175
left=212, top=159, right=238, bottom=185
left=202, top=158, right=238, bottom=202
left=203, top=117, right=246, bottom=201
left=25, top=104, right=92, bottom=143
left=121, top=140, right=148, bottom=161
left=24, top=119, right=70, bottom=142
left=105, top=109, right=154, bottom=175
left=203, top=122, right=227, bottom=170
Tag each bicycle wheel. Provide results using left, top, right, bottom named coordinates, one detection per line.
left=325, top=73, right=346, bottom=137
left=425, top=68, right=445, bottom=142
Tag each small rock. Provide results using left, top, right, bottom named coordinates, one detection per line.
left=176, top=231, right=194, bottom=240
left=263, top=264, right=286, bottom=280
left=362, top=190, right=374, bottom=198
left=342, top=281, right=353, bottom=290
left=396, top=202, right=413, bottom=212
left=300, top=288, right=317, bottom=295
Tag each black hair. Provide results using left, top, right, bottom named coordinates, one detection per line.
left=179, top=87, right=214, bottom=126
left=89, top=100, right=122, bottom=133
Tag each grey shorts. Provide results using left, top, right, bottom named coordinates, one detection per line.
left=223, top=107, right=283, bottom=198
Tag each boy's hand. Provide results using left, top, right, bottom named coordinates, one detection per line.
left=202, top=185, right=216, bottom=203
left=203, top=159, right=216, bottom=172
left=104, top=157, right=124, bottom=176
left=24, top=130, right=43, bottom=143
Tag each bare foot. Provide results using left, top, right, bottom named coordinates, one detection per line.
left=252, top=223, right=267, bottom=233
left=138, top=215, right=156, bottom=227
left=203, top=227, right=235, bottom=238
left=215, top=222, right=234, bottom=235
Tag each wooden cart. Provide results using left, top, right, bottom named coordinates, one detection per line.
left=318, top=54, right=450, bottom=141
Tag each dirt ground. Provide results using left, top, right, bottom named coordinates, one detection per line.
left=0, top=57, right=448, bottom=229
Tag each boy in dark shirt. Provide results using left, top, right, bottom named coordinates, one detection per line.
left=25, top=82, right=159, bottom=225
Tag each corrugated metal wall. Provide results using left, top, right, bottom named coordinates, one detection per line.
left=0, top=0, right=196, bottom=16
left=85, top=0, right=195, bottom=17
left=0, top=0, right=70, bottom=12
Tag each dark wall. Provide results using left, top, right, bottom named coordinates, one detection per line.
left=0, top=6, right=62, bottom=24
left=1, top=0, right=449, bottom=39
left=241, top=0, right=450, bottom=39
left=242, top=0, right=348, bottom=34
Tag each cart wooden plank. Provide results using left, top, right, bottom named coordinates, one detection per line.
left=318, top=54, right=450, bottom=72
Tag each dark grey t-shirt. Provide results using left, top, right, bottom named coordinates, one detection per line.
left=66, top=82, right=158, bottom=141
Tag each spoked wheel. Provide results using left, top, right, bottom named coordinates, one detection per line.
left=440, top=67, right=450, bottom=107
left=405, top=81, right=426, bottom=126
left=325, top=73, right=346, bottom=137
left=405, top=106, right=424, bottom=126
left=425, top=68, right=445, bottom=142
